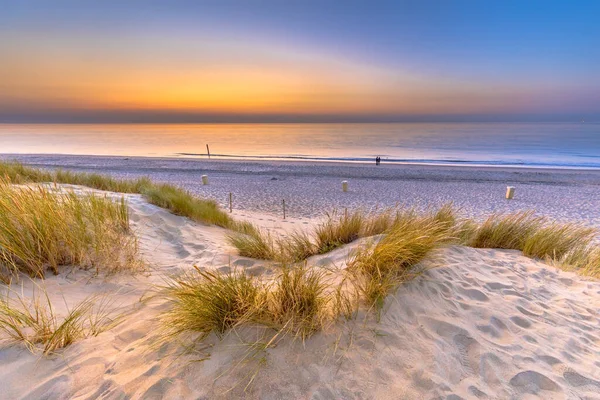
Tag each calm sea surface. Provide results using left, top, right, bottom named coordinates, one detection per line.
left=1, top=122, right=598, bottom=168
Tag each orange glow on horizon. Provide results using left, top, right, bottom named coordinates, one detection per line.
left=0, top=32, right=574, bottom=117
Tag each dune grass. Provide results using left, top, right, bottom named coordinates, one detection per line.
left=0, top=180, right=139, bottom=282
left=268, top=266, right=329, bottom=339
left=522, top=222, right=597, bottom=261
left=228, top=205, right=462, bottom=263
left=0, top=160, right=233, bottom=228
left=278, top=231, right=317, bottom=263
left=228, top=226, right=317, bottom=263
left=349, top=216, right=454, bottom=313
left=466, top=211, right=599, bottom=275
left=579, top=248, right=600, bottom=277
left=162, top=268, right=266, bottom=340
left=315, top=210, right=364, bottom=254
left=360, top=208, right=396, bottom=237
left=0, top=289, right=119, bottom=354
left=165, top=203, right=600, bottom=351
left=468, top=211, right=544, bottom=250
left=142, top=182, right=232, bottom=227
left=227, top=228, right=278, bottom=260
left=161, top=264, right=333, bottom=344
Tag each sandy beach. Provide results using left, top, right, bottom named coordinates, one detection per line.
left=0, top=156, right=599, bottom=399
left=3, top=1, right=600, bottom=398
left=0, top=179, right=598, bottom=399
left=4, top=154, right=600, bottom=228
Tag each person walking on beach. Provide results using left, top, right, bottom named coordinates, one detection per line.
left=375, top=156, right=380, bottom=165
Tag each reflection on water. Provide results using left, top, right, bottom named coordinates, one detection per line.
left=1, top=122, right=598, bottom=167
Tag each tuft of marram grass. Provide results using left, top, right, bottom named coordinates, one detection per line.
left=160, top=265, right=334, bottom=343
left=141, top=183, right=232, bottom=228
left=360, top=208, right=395, bottom=237
left=0, top=180, right=139, bottom=282
left=1, top=160, right=233, bottom=229
left=315, top=210, right=364, bottom=254
left=161, top=268, right=266, bottom=340
left=349, top=217, right=452, bottom=313
left=579, top=248, right=600, bottom=277
left=465, top=210, right=600, bottom=277
left=468, top=211, right=545, bottom=250
left=268, top=265, right=329, bottom=339
left=228, top=205, right=460, bottom=262
left=277, top=231, right=317, bottom=263
left=522, top=222, right=597, bottom=261
left=227, top=228, right=277, bottom=260
left=0, top=289, right=119, bottom=355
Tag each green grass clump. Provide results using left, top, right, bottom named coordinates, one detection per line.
left=522, top=223, right=597, bottom=261
left=277, top=231, right=317, bottom=263
left=349, top=217, right=452, bottom=313
left=360, top=209, right=395, bottom=237
left=467, top=211, right=599, bottom=276
left=268, top=266, right=329, bottom=339
left=0, top=290, right=119, bottom=354
left=579, top=248, right=600, bottom=277
left=228, top=225, right=316, bottom=263
left=468, top=211, right=544, bottom=250
left=141, top=183, right=232, bottom=227
left=0, top=160, right=232, bottom=228
left=0, top=180, right=139, bottom=282
left=228, top=205, right=460, bottom=262
left=227, top=228, right=277, bottom=260
left=161, top=265, right=331, bottom=343
left=315, top=211, right=364, bottom=254
left=162, top=268, right=265, bottom=340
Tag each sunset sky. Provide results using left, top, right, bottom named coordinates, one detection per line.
left=1, top=0, right=599, bottom=122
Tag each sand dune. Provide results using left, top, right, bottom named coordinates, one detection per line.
left=0, top=186, right=599, bottom=399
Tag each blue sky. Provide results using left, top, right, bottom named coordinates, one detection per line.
left=1, top=0, right=599, bottom=122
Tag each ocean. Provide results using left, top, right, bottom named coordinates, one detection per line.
left=1, top=122, right=598, bottom=168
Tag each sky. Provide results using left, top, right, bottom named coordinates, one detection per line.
left=1, top=0, right=599, bottom=123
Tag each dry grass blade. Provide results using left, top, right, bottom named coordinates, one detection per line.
left=0, top=179, right=139, bottom=282
left=268, top=265, right=329, bottom=339
left=227, top=229, right=277, bottom=260
left=349, top=217, right=451, bottom=314
left=522, top=223, right=597, bottom=261
left=277, top=231, right=316, bottom=263
left=161, top=268, right=266, bottom=340
left=468, top=211, right=545, bottom=250
left=315, top=210, right=364, bottom=254
left=0, top=288, right=120, bottom=354
left=0, top=160, right=232, bottom=228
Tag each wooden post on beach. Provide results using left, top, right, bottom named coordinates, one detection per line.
left=506, top=186, right=515, bottom=200
left=229, top=192, right=233, bottom=213
left=206, top=144, right=211, bottom=159
left=282, top=199, right=286, bottom=220
left=342, top=180, right=348, bottom=192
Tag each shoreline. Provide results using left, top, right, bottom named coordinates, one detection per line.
left=2, top=152, right=600, bottom=229
left=4, top=152, right=600, bottom=173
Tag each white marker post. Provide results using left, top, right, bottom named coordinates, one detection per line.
left=202, top=175, right=209, bottom=185
left=342, top=181, right=348, bottom=192
left=506, top=186, right=515, bottom=199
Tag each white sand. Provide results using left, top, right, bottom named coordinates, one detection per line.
left=0, top=185, right=599, bottom=399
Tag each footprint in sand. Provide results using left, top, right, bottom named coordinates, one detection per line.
left=509, top=315, right=531, bottom=329
left=509, top=370, right=561, bottom=394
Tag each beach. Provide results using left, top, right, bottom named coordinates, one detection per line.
left=0, top=182, right=598, bottom=399
left=0, top=155, right=599, bottom=399
left=4, top=154, right=600, bottom=227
